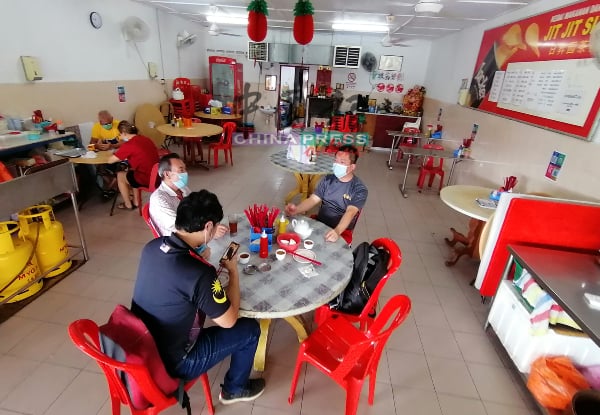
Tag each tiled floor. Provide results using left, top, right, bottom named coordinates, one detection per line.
left=0, top=142, right=540, bottom=415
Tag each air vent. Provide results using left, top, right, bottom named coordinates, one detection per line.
left=332, top=46, right=361, bottom=68
left=248, top=42, right=268, bottom=62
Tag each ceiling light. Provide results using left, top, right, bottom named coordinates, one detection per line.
left=457, top=1, right=527, bottom=4
left=205, top=15, right=247, bottom=25
left=414, top=1, right=444, bottom=14
left=331, top=23, right=389, bottom=33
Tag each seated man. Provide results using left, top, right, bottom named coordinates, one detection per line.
left=91, top=110, right=122, bottom=151
left=149, top=153, right=227, bottom=244
left=285, top=144, right=367, bottom=243
left=107, top=121, right=159, bottom=210
left=132, top=190, right=265, bottom=405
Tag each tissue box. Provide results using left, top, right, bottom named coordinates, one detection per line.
left=204, top=107, right=211, bottom=114
left=222, top=106, right=232, bottom=115
left=211, top=107, right=222, bottom=115
left=249, top=228, right=273, bottom=253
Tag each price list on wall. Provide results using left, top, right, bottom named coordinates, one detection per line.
left=466, top=0, right=600, bottom=140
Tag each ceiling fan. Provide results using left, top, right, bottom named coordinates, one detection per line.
left=381, top=15, right=414, bottom=47
left=203, top=23, right=242, bottom=37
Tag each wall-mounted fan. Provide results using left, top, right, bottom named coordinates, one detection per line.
left=177, top=31, right=197, bottom=48
left=361, top=52, right=378, bottom=72
left=122, top=16, right=150, bottom=42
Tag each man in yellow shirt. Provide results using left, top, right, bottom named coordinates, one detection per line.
left=91, top=110, right=121, bottom=150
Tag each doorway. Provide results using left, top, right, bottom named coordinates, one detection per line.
left=278, top=65, right=309, bottom=130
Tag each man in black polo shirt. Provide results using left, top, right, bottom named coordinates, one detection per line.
left=132, top=190, right=265, bottom=405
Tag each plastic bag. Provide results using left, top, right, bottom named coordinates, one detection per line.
left=527, top=356, right=590, bottom=410
left=578, top=364, right=600, bottom=390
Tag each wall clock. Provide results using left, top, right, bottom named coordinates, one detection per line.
left=89, top=12, right=102, bottom=29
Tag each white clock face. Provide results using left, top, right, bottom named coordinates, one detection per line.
left=90, top=12, right=102, bottom=29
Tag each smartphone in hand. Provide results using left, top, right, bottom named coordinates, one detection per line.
left=220, top=242, right=240, bottom=264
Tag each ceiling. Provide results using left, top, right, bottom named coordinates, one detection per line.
left=133, top=0, right=541, bottom=41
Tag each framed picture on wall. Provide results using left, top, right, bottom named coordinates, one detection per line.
left=379, top=55, right=403, bottom=71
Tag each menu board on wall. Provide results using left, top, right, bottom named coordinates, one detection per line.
left=466, top=0, right=600, bottom=140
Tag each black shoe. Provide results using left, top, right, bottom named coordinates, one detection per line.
left=219, top=378, right=265, bottom=405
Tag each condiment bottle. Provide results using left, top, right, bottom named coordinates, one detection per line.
left=259, top=229, right=269, bottom=258
left=278, top=215, right=287, bottom=234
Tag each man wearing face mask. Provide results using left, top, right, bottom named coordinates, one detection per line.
left=285, top=144, right=367, bottom=243
left=149, top=154, right=227, bottom=253
left=132, top=190, right=265, bottom=405
left=90, top=110, right=122, bottom=151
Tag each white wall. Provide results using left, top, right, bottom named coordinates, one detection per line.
left=0, top=0, right=208, bottom=83
left=424, top=0, right=600, bottom=200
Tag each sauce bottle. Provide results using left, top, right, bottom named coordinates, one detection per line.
left=259, top=229, right=269, bottom=258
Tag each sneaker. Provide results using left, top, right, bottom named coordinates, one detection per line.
left=219, top=378, right=265, bottom=405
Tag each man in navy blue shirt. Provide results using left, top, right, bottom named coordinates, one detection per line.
left=132, top=190, right=264, bottom=405
left=285, top=144, right=368, bottom=244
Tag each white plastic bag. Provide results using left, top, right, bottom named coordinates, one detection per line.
left=172, top=88, right=184, bottom=100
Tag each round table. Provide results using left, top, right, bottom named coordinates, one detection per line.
left=269, top=149, right=334, bottom=204
left=440, top=185, right=495, bottom=266
left=194, top=112, right=242, bottom=125
left=157, top=123, right=223, bottom=168
left=210, top=215, right=353, bottom=371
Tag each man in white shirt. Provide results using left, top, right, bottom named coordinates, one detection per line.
left=149, top=154, right=227, bottom=254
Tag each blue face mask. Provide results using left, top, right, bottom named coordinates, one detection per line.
left=173, top=172, right=188, bottom=189
left=194, top=228, right=210, bottom=256
left=194, top=244, right=207, bottom=255
left=332, top=163, right=348, bottom=179
left=102, top=123, right=113, bottom=130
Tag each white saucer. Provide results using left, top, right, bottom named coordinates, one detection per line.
left=292, top=248, right=316, bottom=264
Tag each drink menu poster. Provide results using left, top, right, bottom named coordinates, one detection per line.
left=466, top=0, right=600, bottom=140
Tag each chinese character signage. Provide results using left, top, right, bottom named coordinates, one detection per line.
left=466, top=0, right=600, bottom=140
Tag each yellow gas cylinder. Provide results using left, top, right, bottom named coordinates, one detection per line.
left=18, top=205, right=71, bottom=278
left=0, top=221, right=43, bottom=303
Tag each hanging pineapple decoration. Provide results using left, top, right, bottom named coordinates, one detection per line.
left=293, top=0, right=314, bottom=45
left=247, top=0, right=269, bottom=42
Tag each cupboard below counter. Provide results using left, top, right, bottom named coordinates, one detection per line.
left=360, top=113, right=419, bottom=148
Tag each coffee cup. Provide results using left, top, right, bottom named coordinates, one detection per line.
left=239, top=252, right=250, bottom=264
left=275, top=249, right=286, bottom=261
left=303, top=239, right=314, bottom=250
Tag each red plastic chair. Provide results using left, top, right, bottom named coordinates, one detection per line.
left=417, top=143, right=445, bottom=193
left=68, top=319, right=214, bottom=415
left=207, top=122, right=236, bottom=168
left=314, top=237, right=402, bottom=330
left=142, top=203, right=161, bottom=238
left=136, top=163, right=160, bottom=216
left=344, top=114, right=358, bottom=132
left=170, top=78, right=195, bottom=118
left=289, top=295, right=411, bottom=415
left=330, top=115, right=345, bottom=131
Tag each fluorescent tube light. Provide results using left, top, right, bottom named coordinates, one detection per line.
left=331, top=23, right=389, bottom=33
left=205, top=15, right=247, bottom=25
left=414, top=2, right=444, bottom=14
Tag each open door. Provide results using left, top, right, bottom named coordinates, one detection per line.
left=278, top=65, right=309, bottom=131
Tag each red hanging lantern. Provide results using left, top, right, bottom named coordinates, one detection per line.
left=247, top=0, right=268, bottom=42
left=293, top=0, right=314, bottom=45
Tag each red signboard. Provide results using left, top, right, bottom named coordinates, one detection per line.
left=467, top=0, right=600, bottom=140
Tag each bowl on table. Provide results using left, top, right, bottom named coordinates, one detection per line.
left=277, top=233, right=301, bottom=253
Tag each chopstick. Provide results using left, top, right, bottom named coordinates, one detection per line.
left=292, top=251, right=322, bottom=266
